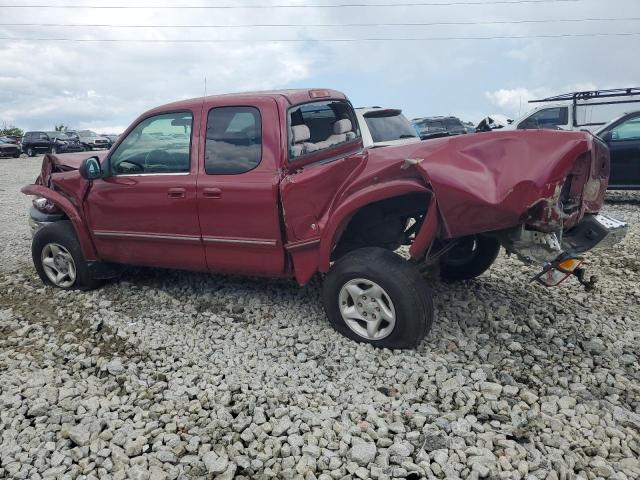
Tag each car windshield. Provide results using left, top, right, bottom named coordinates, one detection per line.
left=364, top=112, right=417, bottom=143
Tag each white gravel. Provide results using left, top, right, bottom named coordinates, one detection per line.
left=1, top=156, right=639, bottom=480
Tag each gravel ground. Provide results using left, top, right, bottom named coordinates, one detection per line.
left=1, top=156, right=639, bottom=480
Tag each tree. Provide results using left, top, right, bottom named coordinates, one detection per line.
left=0, top=122, right=23, bottom=137
left=54, top=124, right=69, bottom=132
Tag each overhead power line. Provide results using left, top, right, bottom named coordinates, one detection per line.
left=1, top=32, right=637, bottom=43
left=0, top=0, right=587, bottom=9
left=2, top=17, right=637, bottom=29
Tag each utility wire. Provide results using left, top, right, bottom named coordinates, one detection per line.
left=0, top=0, right=588, bottom=9
left=1, top=17, right=637, bottom=29
left=1, top=32, right=637, bottom=43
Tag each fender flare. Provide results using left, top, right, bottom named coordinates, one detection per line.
left=317, top=179, right=432, bottom=273
left=21, top=184, right=98, bottom=261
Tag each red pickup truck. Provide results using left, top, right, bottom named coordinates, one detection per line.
left=23, top=89, right=627, bottom=349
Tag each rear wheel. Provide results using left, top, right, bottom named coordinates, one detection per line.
left=323, top=247, right=433, bottom=349
left=439, top=235, right=501, bottom=281
left=32, top=221, right=101, bottom=290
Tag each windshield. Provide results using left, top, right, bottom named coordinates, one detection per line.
left=364, top=113, right=417, bottom=143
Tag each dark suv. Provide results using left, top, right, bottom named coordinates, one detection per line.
left=21, top=131, right=84, bottom=157
left=413, top=116, right=468, bottom=140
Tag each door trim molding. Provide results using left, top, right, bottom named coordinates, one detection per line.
left=202, top=236, right=278, bottom=248
left=93, top=230, right=201, bottom=243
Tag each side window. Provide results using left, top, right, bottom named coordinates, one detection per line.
left=519, top=107, right=568, bottom=130
left=205, top=106, right=262, bottom=175
left=39, top=133, right=49, bottom=140
left=610, top=116, right=640, bottom=141
left=110, top=112, right=192, bottom=175
left=289, top=100, right=360, bottom=160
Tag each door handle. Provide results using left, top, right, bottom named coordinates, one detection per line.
left=167, top=187, right=186, bottom=199
left=202, top=187, right=222, bottom=199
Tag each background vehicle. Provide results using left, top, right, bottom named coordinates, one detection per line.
left=0, top=138, right=21, bottom=158
left=512, top=87, right=640, bottom=132
left=476, top=114, right=514, bottom=132
left=21, top=131, right=84, bottom=156
left=44, top=132, right=84, bottom=154
left=596, top=111, right=640, bottom=189
left=413, top=116, right=467, bottom=140
left=103, top=134, right=120, bottom=148
left=22, top=89, right=626, bottom=349
left=77, top=130, right=110, bottom=150
left=355, top=107, right=420, bottom=147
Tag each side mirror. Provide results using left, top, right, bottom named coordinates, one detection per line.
left=79, top=156, right=102, bottom=180
left=601, top=131, right=613, bottom=143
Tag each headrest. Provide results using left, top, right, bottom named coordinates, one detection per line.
left=292, top=124, right=310, bottom=143
left=333, top=119, right=352, bottom=134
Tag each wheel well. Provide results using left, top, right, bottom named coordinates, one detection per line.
left=331, top=193, right=428, bottom=261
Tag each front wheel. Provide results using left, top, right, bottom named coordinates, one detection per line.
left=439, top=235, right=501, bottom=281
left=32, top=221, right=101, bottom=290
left=322, top=247, right=433, bottom=349
left=26, top=147, right=35, bottom=157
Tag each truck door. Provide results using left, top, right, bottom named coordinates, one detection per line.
left=605, top=113, right=640, bottom=188
left=196, top=98, right=286, bottom=276
left=86, top=110, right=206, bottom=271
left=279, top=99, right=366, bottom=284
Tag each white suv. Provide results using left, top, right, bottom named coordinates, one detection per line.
left=355, top=107, right=421, bottom=148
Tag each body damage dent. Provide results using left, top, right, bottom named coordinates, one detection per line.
left=21, top=184, right=98, bottom=261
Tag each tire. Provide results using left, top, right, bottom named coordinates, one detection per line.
left=32, top=221, right=101, bottom=291
left=51, top=146, right=58, bottom=154
left=439, top=235, right=501, bottom=281
left=322, top=247, right=434, bottom=349
left=13, top=152, right=20, bottom=158
left=26, top=147, right=35, bottom=157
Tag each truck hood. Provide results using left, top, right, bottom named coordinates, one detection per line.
left=366, top=129, right=607, bottom=237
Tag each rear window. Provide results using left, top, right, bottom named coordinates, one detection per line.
left=364, top=112, right=417, bottom=143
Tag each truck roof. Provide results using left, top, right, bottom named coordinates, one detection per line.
left=149, top=88, right=348, bottom=114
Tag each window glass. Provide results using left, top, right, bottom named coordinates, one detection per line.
left=205, top=106, right=262, bottom=175
left=610, top=116, right=640, bottom=141
left=289, top=100, right=360, bottom=159
left=110, top=112, right=192, bottom=175
left=364, top=114, right=417, bottom=143
left=519, top=107, right=568, bottom=129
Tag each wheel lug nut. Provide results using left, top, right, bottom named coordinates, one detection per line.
left=376, top=307, right=380, bottom=312
left=362, top=296, right=367, bottom=300
left=358, top=303, right=363, bottom=308
left=363, top=312, right=367, bottom=317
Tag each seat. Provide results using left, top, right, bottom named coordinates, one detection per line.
left=291, top=124, right=311, bottom=157
left=311, top=119, right=355, bottom=150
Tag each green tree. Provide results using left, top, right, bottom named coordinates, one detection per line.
left=54, top=124, right=68, bottom=132
left=0, top=122, right=23, bottom=137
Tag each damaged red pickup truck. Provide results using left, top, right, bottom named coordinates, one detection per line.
left=23, top=89, right=628, bottom=348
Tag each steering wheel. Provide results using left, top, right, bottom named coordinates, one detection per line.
left=116, top=159, right=144, bottom=173
left=144, top=149, right=172, bottom=171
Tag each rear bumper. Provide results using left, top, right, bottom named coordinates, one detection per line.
left=562, top=214, right=628, bottom=254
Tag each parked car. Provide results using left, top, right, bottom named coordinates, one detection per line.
left=22, top=88, right=627, bottom=349
left=511, top=87, right=640, bottom=133
left=476, top=114, right=514, bottom=132
left=103, top=134, right=120, bottom=148
left=0, top=135, right=21, bottom=146
left=77, top=130, right=110, bottom=150
left=0, top=138, right=21, bottom=158
left=413, top=116, right=468, bottom=140
left=596, top=111, right=640, bottom=189
left=355, top=107, right=420, bottom=147
left=21, top=131, right=83, bottom=157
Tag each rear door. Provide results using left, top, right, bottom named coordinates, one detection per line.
left=606, top=113, right=640, bottom=188
left=196, top=97, right=286, bottom=276
left=279, top=99, right=365, bottom=283
left=86, top=110, right=206, bottom=271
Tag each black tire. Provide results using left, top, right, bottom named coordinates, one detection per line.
left=13, top=152, right=20, bottom=158
left=32, top=221, right=101, bottom=291
left=322, top=247, right=434, bottom=349
left=439, top=235, right=501, bottom=281
left=26, top=147, right=35, bottom=157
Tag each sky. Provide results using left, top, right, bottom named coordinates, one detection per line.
left=0, top=0, right=639, bottom=133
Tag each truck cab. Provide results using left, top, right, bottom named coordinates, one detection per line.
left=23, top=89, right=628, bottom=349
